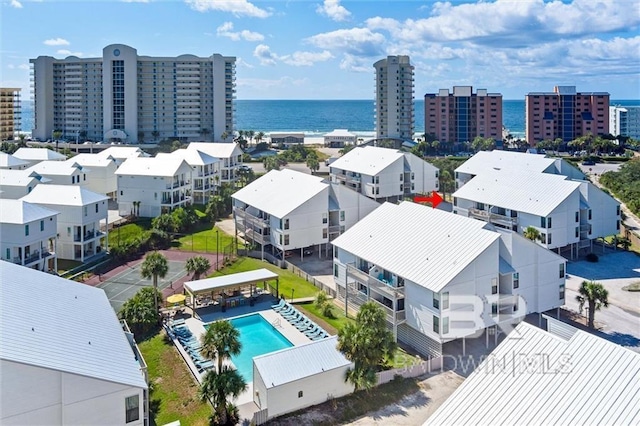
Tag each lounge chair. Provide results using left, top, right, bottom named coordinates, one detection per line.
left=172, top=318, right=186, bottom=326
left=296, top=321, right=314, bottom=332
left=305, top=328, right=324, bottom=339
left=282, top=310, right=301, bottom=320
left=279, top=306, right=296, bottom=316
left=312, top=332, right=328, bottom=341
left=271, top=299, right=286, bottom=310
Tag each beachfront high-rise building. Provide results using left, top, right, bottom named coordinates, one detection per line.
left=29, top=44, right=236, bottom=144
left=0, top=88, right=21, bottom=141
left=424, top=86, right=503, bottom=145
left=610, top=105, right=640, bottom=139
left=525, top=86, right=609, bottom=145
left=374, top=55, right=414, bottom=141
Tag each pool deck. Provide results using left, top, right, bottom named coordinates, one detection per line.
left=175, top=299, right=325, bottom=409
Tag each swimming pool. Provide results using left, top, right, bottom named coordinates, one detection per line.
left=227, top=314, right=293, bottom=382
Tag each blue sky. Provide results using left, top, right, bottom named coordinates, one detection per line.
left=2, top=0, right=639, bottom=100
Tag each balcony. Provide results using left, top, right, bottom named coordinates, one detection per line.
left=74, top=229, right=104, bottom=242
left=469, top=208, right=518, bottom=227
left=166, top=180, right=186, bottom=189
left=234, top=207, right=269, bottom=229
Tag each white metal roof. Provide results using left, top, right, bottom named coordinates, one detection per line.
left=13, top=148, right=67, bottom=162
left=0, top=199, right=59, bottom=224
left=0, top=170, right=49, bottom=187
left=0, top=262, right=148, bottom=389
left=332, top=202, right=499, bottom=292
left=330, top=146, right=404, bottom=176
left=324, top=129, right=355, bottom=137
left=115, top=156, right=190, bottom=177
left=453, top=169, right=581, bottom=217
left=95, top=146, right=148, bottom=160
left=66, top=153, right=116, bottom=167
left=233, top=169, right=328, bottom=218
left=254, top=336, right=351, bottom=389
left=27, top=160, right=88, bottom=176
left=425, top=322, right=640, bottom=426
left=187, top=142, right=241, bottom=159
left=158, top=148, right=219, bottom=167
left=455, top=150, right=556, bottom=176
left=0, top=152, right=28, bottom=168
left=184, top=268, right=278, bottom=294
left=21, top=184, right=108, bottom=206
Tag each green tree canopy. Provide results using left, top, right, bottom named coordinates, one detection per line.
left=201, top=320, right=242, bottom=374
left=186, top=255, right=211, bottom=281
left=199, top=366, right=246, bottom=425
left=576, top=280, right=609, bottom=329
left=119, top=286, right=163, bottom=335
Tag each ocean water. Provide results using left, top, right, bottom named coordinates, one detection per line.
left=19, top=99, right=639, bottom=138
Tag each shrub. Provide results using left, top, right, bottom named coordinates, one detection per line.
left=586, top=253, right=599, bottom=262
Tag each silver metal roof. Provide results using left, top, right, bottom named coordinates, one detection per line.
left=0, top=262, right=148, bottom=389
left=232, top=169, right=328, bottom=218
left=187, top=142, right=242, bottom=159
left=0, top=152, right=28, bottom=168
left=455, top=150, right=556, bottom=176
left=332, top=202, right=499, bottom=292
left=21, top=184, right=108, bottom=206
left=425, top=322, right=640, bottom=426
left=254, top=336, right=351, bottom=389
left=330, top=146, right=404, bottom=176
left=13, top=148, right=66, bottom=161
left=0, top=199, right=59, bottom=224
left=185, top=268, right=278, bottom=294
left=453, top=169, right=581, bottom=217
left=115, top=156, right=191, bottom=177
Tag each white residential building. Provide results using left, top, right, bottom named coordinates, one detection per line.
left=233, top=169, right=380, bottom=260
left=454, top=150, right=584, bottom=190
left=21, top=184, right=109, bottom=262
left=13, top=147, right=66, bottom=167
left=374, top=55, right=414, bottom=141
left=65, top=154, right=118, bottom=197
left=425, top=321, right=640, bottom=425
left=95, top=146, right=148, bottom=166
left=323, top=129, right=357, bottom=148
left=332, top=202, right=567, bottom=358
left=610, top=105, right=640, bottom=139
left=0, top=170, right=50, bottom=199
left=0, top=152, right=29, bottom=170
left=0, top=262, right=148, bottom=425
left=115, top=156, right=193, bottom=217
left=0, top=200, right=58, bottom=272
left=158, top=148, right=220, bottom=204
left=26, top=160, right=90, bottom=187
left=187, top=142, right=243, bottom=184
left=453, top=168, right=620, bottom=258
left=329, top=146, right=439, bottom=203
left=30, top=44, right=236, bottom=143
left=253, top=336, right=353, bottom=421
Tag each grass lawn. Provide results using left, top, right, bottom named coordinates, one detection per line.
left=176, top=224, right=240, bottom=253
left=297, top=301, right=354, bottom=335
left=209, top=257, right=319, bottom=299
left=109, top=219, right=152, bottom=249
left=57, top=259, right=83, bottom=274
left=138, top=331, right=211, bottom=426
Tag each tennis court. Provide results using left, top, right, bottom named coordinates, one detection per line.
left=98, top=260, right=187, bottom=311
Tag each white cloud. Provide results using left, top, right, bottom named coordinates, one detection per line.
left=253, top=44, right=277, bottom=66
left=281, top=50, right=333, bottom=66
left=18, top=63, right=29, bottom=70
left=56, top=49, right=83, bottom=57
left=237, top=76, right=309, bottom=91
left=43, top=38, right=70, bottom=46
left=235, top=57, right=254, bottom=69
left=216, top=22, right=264, bottom=42
left=10, top=0, right=22, bottom=8
left=185, top=0, right=271, bottom=18
left=316, top=0, right=351, bottom=22
left=306, top=28, right=386, bottom=56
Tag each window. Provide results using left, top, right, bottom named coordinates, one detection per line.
left=95, top=203, right=99, bottom=213
left=559, top=284, right=565, bottom=300
left=298, top=390, right=303, bottom=398
left=588, top=209, right=592, bottom=220
left=491, top=278, right=498, bottom=294
left=411, top=172, right=415, bottom=180
left=284, top=218, right=289, bottom=230
left=40, top=220, right=44, bottom=231
left=442, top=292, right=449, bottom=310
left=575, top=211, right=579, bottom=222
left=575, top=227, right=579, bottom=238
left=491, top=303, right=498, bottom=316
left=547, top=217, right=552, bottom=228
left=433, top=316, right=440, bottom=333
left=453, top=197, right=457, bottom=207
left=442, top=317, right=449, bottom=334
left=400, top=173, right=403, bottom=181
left=540, top=233, right=546, bottom=244
left=25, top=224, right=29, bottom=236
left=67, top=227, right=71, bottom=237
left=6, top=248, right=10, bottom=260
left=617, top=220, right=620, bottom=230
left=84, top=206, right=88, bottom=217
left=617, top=206, right=620, bottom=216
left=334, top=264, right=339, bottom=277
left=513, top=272, right=519, bottom=289
left=322, top=228, right=328, bottom=238
left=547, top=233, right=552, bottom=244
left=433, top=292, right=440, bottom=309
left=125, top=395, right=139, bottom=423
left=340, top=211, right=345, bottom=221
left=540, top=216, right=546, bottom=228
left=322, top=213, right=328, bottom=224
left=559, top=263, right=565, bottom=278
left=375, top=176, right=379, bottom=184
left=84, top=174, right=86, bottom=181
left=284, top=234, right=289, bottom=245
left=120, top=190, right=123, bottom=196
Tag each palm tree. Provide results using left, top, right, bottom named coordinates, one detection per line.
left=255, top=131, right=265, bottom=145
left=201, top=320, right=242, bottom=373
left=200, top=128, right=211, bottom=141
left=523, top=226, right=540, bottom=242
left=247, top=130, right=255, bottom=147
left=53, top=130, right=63, bottom=152
left=151, top=130, right=160, bottom=142
left=186, top=255, right=211, bottom=281
left=306, top=152, right=320, bottom=174
left=221, top=131, right=229, bottom=142
left=140, top=251, right=169, bottom=319
left=576, top=280, right=609, bottom=328
left=137, top=131, right=145, bottom=143
left=199, top=366, right=246, bottom=425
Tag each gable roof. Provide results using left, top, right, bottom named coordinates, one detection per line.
left=21, top=184, right=107, bottom=207
left=0, top=152, right=28, bottom=168
left=158, top=149, right=219, bottom=166
left=13, top=148, right=67, bottom=162
left=455, top=150, right=556, bottom=176
left=27, top=160, right=88, bottom=176
left=332, top=202, right=499, bottom=292
left=66, top=153, right=117, bottom=168
left=0, top=170, right=50, bottom=187
left=425, top=322, right=640, bottom=426
left=254, top=336, right=351, bottom=389
left=453, top=169, right=581, bottom=217
left=187, top=142, right=241, bottom=159
left=115, top=156, right=190, bottom=177
left=0, top=262, right=147, bottom=389
left=232, top=169, right=328, bottom=218
left=0, top=199, right=59, bottom=224
left=95, top=146, right=148, bottom=160
left=330, top=146, right=404, bottom=175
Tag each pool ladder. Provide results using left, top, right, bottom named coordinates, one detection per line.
left=272, top=317, right=282, bottom=328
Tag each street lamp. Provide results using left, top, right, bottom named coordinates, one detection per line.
left=216, top=229, right=220, bottom=270
left=291, top=288, right=295, bottom=303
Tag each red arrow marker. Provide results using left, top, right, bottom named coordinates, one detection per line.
left=414, top=191, right=443, bottom=209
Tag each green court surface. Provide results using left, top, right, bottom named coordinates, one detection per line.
left=98, top=260, right=187, bottom=312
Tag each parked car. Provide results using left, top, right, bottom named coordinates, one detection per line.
left=582, top=160, right=596, bottom=166
left=303, top=246, right=314, bottom=256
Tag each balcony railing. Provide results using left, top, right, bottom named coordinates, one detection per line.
left=234, top=208, right=269, bottom=229
left=469, top=208, right=518, bottom=226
